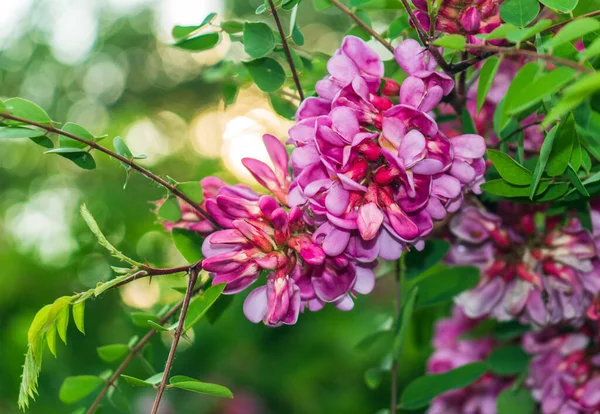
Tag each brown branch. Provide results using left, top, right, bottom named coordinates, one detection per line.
left=150, top=269, right=199, bottom=414
left=268, top=0, right=304, bottom=101
left=329, top=0, right=394, bottom=53
left=465, top=44, right=594, bottom=73
left=110, top=261, right=203, bottom=290
left=86, top=280, right=206, bottom=414
left=0, top=112, right=220, bottom=229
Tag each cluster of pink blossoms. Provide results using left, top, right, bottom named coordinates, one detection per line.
left=447, top=203, right=599, bottom=327
left=162, top=36, right=486, bottom=327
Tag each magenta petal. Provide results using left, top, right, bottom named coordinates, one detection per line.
left=419, top=85, right=443, bottom=112
left=412, top=159, right=444, bottom=174
left=335, top=294, right=355, bottom=311
left=330, top=106, right=360, bottom=138
left=433, top=175, right=462, bottom=199
left=399, top=129, right=427, bottom=164
left=262, top=134, right=289, bottom=184
left=450, top=158, right=476, bottom=183
left=323, top=226, right=351, bottom=256
left=455, top=278, right=505, bottom=319
left=242, top=158, right=280, bottom=193
left=243, top=286, right=268, bottom=323
left=341, top=35, right=384, bottom=78
left=387, top=207, right=420, bottom=241
left=394, top=39, right=426, bottom=75
left=357, top=202, right=384, bottom=241
left=312, top=267, right=356, bottom=302
left=327, top=54, right=359, bottom=85
left=296, top=97, right=331, bottom=121
left=378, top=228, right=404, bottom=260
left=325, top=182, right=351, bottom=216
left=400, top=77, right=425, bottom=108
left=451, top=134, right=487, bottom=158
left=353, top=264, right=376, bottom=294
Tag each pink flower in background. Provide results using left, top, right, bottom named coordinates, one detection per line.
left=427, top=307, right=512, bottom=414
left=289, top=37, right=486, bottom=262
left=524, top=327, right=600, bottom=413
left=412, top=0, right=502, bottom=44
left=448, top=204, right=599, bottom=327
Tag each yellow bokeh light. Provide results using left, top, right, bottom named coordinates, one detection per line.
left=120, top=279, right=160, bottom=309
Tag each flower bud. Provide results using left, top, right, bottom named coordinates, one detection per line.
left=461, top=7, right=481, bottom=33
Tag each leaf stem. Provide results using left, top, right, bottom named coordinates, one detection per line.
left=85, top=280, right=205, bottom=414
left=329, top=0, right=394, bottom=53
left=110, top=260, right=203, bottom=290
left=150, top=268, right=200, bottom=414
left=0, top=112, right=220, bottom=229
left=267, top=0, right=304, bottom=101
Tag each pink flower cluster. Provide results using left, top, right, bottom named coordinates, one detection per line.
left=525, top=327, right=600, bottom=413
left=448, top=203, right=600, bottom=327
left=161, top=37, right=485, bottom=327
left=289, top=37, right=486, bottom=263
left=412, top=0, right=501, bottom=43
left=427, top=307, right=512, bottom=414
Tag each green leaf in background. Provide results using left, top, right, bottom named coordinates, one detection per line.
left=580, top=37, right=600, bottom=61
left=494, top=321, right=531, bottom=341
left=172, top=13, right=216, bottom=39
left=497, top=387, right=536, bottom=414
left=544, top=17, right=600, bottom=50
left=481, top=179, right=549, bottom=197
left=499, top=0, right=540, bottom=27
left=411, top=266, right=480, bottom=308
left=461, top=109, right=477, bottom=134
left=546, top=113, right=576, bottom=176
left=543, top=73, right=600, bottom=127
left=507, top=67, right=576, bottom=115
left=0, top=126, right=45, bottom=139
left=364, top=367, right=384, bottom=389
left=433, top=34, right=466, bottom=51
left=405, top=240, right=451, bottom=280
left=206, top=294, right=235, bottom=324
left=392, top=287, right=419, bottom=357
left=61, top=122, right=93, bottom=149
left=174, top=32, right=221, bottom=51
left=386, top=15, right=409, bottom=39
left=477, top=57, right=501, bottom=113
left=314, top=0, right=333, bottom=11
left=530, top=125, right=557, bottom=198
left=487, top=149, right=533, bottom=185
left=183, top=283, right=226, bottom=332
left=169, top=376, right=233, bottom=398
left=500, top=62, right=539, bottom=129
left=539, top=0, right=579, bottom=12
left=130, top=311, right=160, bottom=327
left=97, top=344, right=129, bottom=362
left=72, top=301, right=85, bottom=335
left=487, top=345, right=530, bottom=376
left=220, top=21, right=244, bottom=34
left=177, top=181, right=203, bottom=203
left=399, top=363, right=488, bottom=409
left=59, top=376, right=104, bottom=404
left=505, top=19, right=552, bottom=43
left=243, top=22, right=275, bottom=58
left=158, top=196, right=182, bottom=222
left=243, top=57, right=286, bottom=92
left=3, top=97, right=52, bottom=125
left=172, top=228, right=204, bottom=263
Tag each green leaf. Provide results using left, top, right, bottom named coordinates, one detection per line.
left=46, top=148, right=97, bottom=170
left=461, top=109, right=477, bottom=134
left=283, top=0, right=303, bottom=9
left=243, top=58, right=286, bottom=92
left=61, top=122, right=93, bottom=149
left=392, top=287, right=419, bottom=357
left=314, top=0, right=333, bottom=11
left=183, top=283, right=226, bottom=332
left=411, top=266, right=480, bottom=308
left=543, top=73, right=600, bottom=127
left=507, top=67, right=576, bottom=115
left=220, top=21, right=244, bottom=34
left=55, top=305, right=69, bottom=344
left=477, top=57, right=501, bottom=113
left=130, top=311, right=159, bottom=327
left=292, top=24, right=305, bottom=46
left=500, top=0, right=540, bottom=27
left=177, top=182, right=203, bottom=203
left=29, top=135, right=54, bottom=148
left=206, top=294, right=235, bottom=324
left=97, top=344, right=129, bottom=362
left=3, top=97, right=52, bottom=125
left=386, top=15, right=410, bottom=39
left=147, top=320, right=171, bottom=332
left=487, top=345, right=530, bottom=376
left=497, top=387, right=536, bottom=414
left=566, top=164, right=589, bottom=196
left=243, top=22, right=275, bottom=58
left=546, top=113, right=576, bottom=176
left=159, top=196, right=182, bottom=222
left=501, top=63, right=539, bottom=130
left=59, top=376, right=104, bottom=404
left=172, top=13, right=217, bottom=39
left=113, top=136, right=133, bottom=170
left=580, top=36, right=600, bottom=60
left=172, top=228, right=204, bottom=263
left=18, top=345, right=42, bottom=410
left=72, top=301, right=85, bottom=335
left=364, top=367, right=384, bottom=389
left=537, top=182, right=570, bottom=201
left=487, top=149, right=533, bottom=185
left=539, top=0, right=579, bottom=12
left=46, top=325, right=57, bottom=357
left=544, top=17, right=600, bottom=50
left=494, top=321, right=531, bottom=341
left=399, top=363, right=488, bottom=409
left=269, top=94, right=297, bottom=120
left=405, top=240, right=451, bottom=280
left=480, top=23, right=520, bottom=40
left=505, top=19, right=553, bottom=43
left=169, top=376, right=233, bottom=398
left=0, top=126, right=45, bottom=138
left=530, top=125, right=558, bottom=198
left=121, top=375, right=155, bottom=387
left=433, top=34, right=466, bottom=51
left=481, top=179, right=549, bottom=197
left=174, top=32, right=221, bottom=51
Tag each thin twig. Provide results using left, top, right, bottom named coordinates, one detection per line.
left=329, top=0, right=394, bottom=53
left=110, top=261, right=203, bottom=290
left=151, top=269, right=200, bottom=414
left=465, top=44, right=594, bottom=73
left=540, top=10, right=600, bottom=36
left=0, top=112, right=220, bottom=228
left=86, top=281, right=206, bottom=414
left=492, top=121, right=543, bottom=149
left=268, top=0, right=304, bottom=101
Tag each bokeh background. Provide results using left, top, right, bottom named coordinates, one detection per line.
left=0, top=1, right=446, bottom=413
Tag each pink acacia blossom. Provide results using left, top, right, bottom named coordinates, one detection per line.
left=449, top=205, right=599, bottom=327
left=289, top=37, right=485, bottom=262
left=427, top=307, right=512, bottom=414
left=201, top=135, right=376, bottom=327
left=524, top=327, right=600, bottom=413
